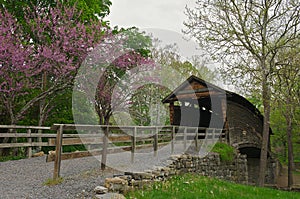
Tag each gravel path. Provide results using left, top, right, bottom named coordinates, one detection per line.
left=0, top=155, right=114, bottom=199
left=0, top=144, right=182, bottom=199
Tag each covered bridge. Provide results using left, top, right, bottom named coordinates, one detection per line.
left=162, top=75, right=279, bottom=184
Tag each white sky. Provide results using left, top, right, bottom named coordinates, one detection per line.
left=106, top=0, right=196, bottom=33
left=105, top=0, right=201, bottom=59
left=104, top=1, right=230, bottom=90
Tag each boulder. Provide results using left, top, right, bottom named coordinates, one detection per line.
left=94, top=186, right=108, bottom=194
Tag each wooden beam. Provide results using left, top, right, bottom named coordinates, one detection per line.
left=154, top=127, right=158, bottom=157
left=0, top=125, right=50, bottom=130
left=46, top=142, right=170, bottom=162
left=53, top=125, right=63, bottom=180
left=27, top=129, right=32, bottom=158
left=101, top=126, right=109, bottom=170
left=131, top=127, right=137, bottom=163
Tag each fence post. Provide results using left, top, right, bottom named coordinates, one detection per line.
left=53, top=125, right=63, bottom=180
left=184, top=127, right=187, bottom=150
left=101, top=126, right=109, bottom=170
left=27, top=129, right=32, bottom=158
left=131, top=127, right=136, bottom=163
left=195, top=127, right=199, bottom=151
left=212, top=128, right=216, bottom=140
left=154, top=127, right=158, bottom=157
left=11, top=128, right=18, bottom=156
left=171, top=126, right=175, bottom=154
left=37, top=129, right=42, bottom=152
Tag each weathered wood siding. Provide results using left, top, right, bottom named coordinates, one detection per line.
left=227, top=101, right=263, bottom=146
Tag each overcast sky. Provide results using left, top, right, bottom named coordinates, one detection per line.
left=105, top=0, right=201, bottom=58
left=104, top=1, right=231, bottom=89
left=106, top=0, right=196, bottom=32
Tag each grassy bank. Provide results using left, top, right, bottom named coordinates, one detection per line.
left=125, top=174, right=300, bottom=199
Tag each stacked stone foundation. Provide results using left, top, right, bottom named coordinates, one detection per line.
left=104, top=152, right=248, bottom=193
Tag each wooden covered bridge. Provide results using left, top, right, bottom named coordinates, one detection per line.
left=162, top=75, right=279, bottom=184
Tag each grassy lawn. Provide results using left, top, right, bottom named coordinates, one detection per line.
left=125, top=174, right=300, bottom=199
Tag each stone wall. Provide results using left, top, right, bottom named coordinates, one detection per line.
left=104, top=152, right=248, bottom=193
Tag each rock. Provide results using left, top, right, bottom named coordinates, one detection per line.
left=32, top=151, right=44, bottom=157
left=130, top=172, right=153, bottom=180
left=94, top=186, right=108, bottom=194
left=95, top=193, right=126, bottom=199
left=104, top=177, right=128, bottom=193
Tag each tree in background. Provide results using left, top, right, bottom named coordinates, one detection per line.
left=0, top=0, right=112, bottom=123
left=273, top=46, right=300, bottom=188
left=0, top=0, right=112, bottom=22
left=73, top=27, right=155, bottom=123
left=95, top=51, right=155, bottom=126
left=0, top=4, right=106, bottom=125
left=150, top=40, right=216, bottom=82
left=126, top=38, right=217, bottom=126
left=184, top=0, right=300, bottom=186
left=72, top=28, right=156, bottom=169
left=0, top=9, right=37, bottom=125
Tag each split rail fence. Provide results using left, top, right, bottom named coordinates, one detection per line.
left=0, top=124, right=225, bottom=179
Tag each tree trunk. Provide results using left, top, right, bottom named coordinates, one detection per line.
left=37, top=99, right=48, bottom=152
left=0, top=110, right=17, bottom=156
left=283, top=141, right=287, bottom=163
left=287, top=117, right=294, bottom=188
left=286, top=97, right=294, bottom=188
left=101, top=117, right=110, bottom=170
left=37, top=72, right=48, bottom=151
left=258, top=76, right=271, bottom=187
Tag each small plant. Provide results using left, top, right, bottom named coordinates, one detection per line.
left=43, top=177, right=64, bottom=186
left=211, top=142, right=236, bottom=162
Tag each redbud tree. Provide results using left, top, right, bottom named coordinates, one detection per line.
left=0, top=5, right=106, bottom=125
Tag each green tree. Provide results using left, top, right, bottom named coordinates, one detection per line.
left=184, top=0, right=300, bottom=186
left=273, top=46, right=300, bottom=188
left=0, top=0, right=111, bottom=22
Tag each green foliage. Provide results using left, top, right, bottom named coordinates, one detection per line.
left=129, top=84, right=170, bottom=126
left=62, top=145, right=86, bottom=153
left=126, top=174, right=300, bottom=199
left=65, top=0, right=112, bottom=21
left=0, top=154, right=26, bottom=162
left=120, top=27, right=153, bottom=58
left=270, top=108, right=288, bottom=164
left=211, top=142, right=236, bottom=162
left=43, top=89, right=75, bottom=126
left=0, top=0, right=112, bottom=22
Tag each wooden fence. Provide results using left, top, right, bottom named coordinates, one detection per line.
left=0, top=125, right=53, bottom=158
left=0, top=124, right=225, bottom=180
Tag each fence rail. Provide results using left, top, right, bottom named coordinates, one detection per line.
left=0, top=124, right=225, bottom=179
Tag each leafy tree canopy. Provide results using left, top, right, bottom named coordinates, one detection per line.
left=0, top=0, right=112, bottom=22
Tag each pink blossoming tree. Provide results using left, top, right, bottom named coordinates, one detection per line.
left=0, top=4, right=106, bottom=126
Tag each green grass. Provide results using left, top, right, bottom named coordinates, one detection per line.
left=293, top=170, right=300, bottom=175
left=125, top=174, right=300, bottom=199
left=0, top=154, right=26, bottom=162
left=211, top=142, right=236, bottom=162
left=43, top=177, right=64, bottom=186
